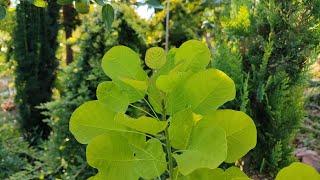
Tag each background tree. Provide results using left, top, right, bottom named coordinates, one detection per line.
left=40, top=6, right=149, bottom=178
left=62, top=4, right=80, bottom=64
left=210, top=0, right=320, bottom=175
left=13, top=0, right=60, bottom=144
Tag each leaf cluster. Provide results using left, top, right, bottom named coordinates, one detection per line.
left=70, top=40, right=258, bottom=179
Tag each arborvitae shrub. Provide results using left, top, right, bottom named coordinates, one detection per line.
left=13, top=0, right=60, bottom=143
left=207, top=0, right=320, bottom=175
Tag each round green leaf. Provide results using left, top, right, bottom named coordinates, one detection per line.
left=0, top=6, right=6, bottom=20
left=147, top=76, right=163, bottom=113
left=167, top=69, right=236, bottom=115
left=202, top=110, right=257, bottom=162
left=175, top=167, right=249, bottom=180
left=175, top=168, right=224, bottom=180
left=69, top=100, right=124, bottom=144
left=75, top=1, right=89, bottom=14
left=95, top=0, right=105, bottom=6
left=102, top=4, right=114, bottom=30
left=96, top=81, right=129, bottom=112
left=102, top=46, right=148, bottom=102
left=225, top=167, right=249, bottom=180
left=145, top=47, right=166, bottom=69
left=156, top=71, right=188, bottom=93
left=174, top=40, right=211, bottom=72
left=116, top=113, right=167, bottom=135
left=276, top=162, right=320, bottom=180
left=168, top=109, right=197, bottom=149
left=172, top=116, right=227, bottom=175
left=87, top=134, right=166, bottom=180
left=33, top=0, right=48, bottom=7
left=57, top=0, right=73, bottom=5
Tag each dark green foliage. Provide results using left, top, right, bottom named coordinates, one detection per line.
left=40, top=7, right=148, bottom=178
left=0, top=111, right=40, bottom=179
left=245, top=0, right=320, bottom=174
left=13, top=0, right=60, bottom=143
left=212, top=0, right=320, bottom=175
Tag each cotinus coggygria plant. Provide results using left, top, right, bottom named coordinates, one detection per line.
left=69, top=40, right=258, bottom=179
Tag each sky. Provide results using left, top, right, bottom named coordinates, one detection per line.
left=135, top=3, right=155, bottom=20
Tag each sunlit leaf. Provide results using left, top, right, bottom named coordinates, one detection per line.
left=275, top=162, right=320, bottom=180
left=57, top=0, right=73, bottom=5
left=102, top=46, right=148, bottom=102
left=75, top=1, right=89, bottom=14
left=168, top=109, right=198, bottom=149
left=167, top=69, right=236, bottom=115
left=87, top=134, right=166, bottom=180
left=116, top=113, right=167, bottom=135
left=69, top=100, right=124, bottom=144
left=172, top=116, right=227, bottom=175
left=174, top=40, right=211, bottom=72
left=96, top=81, right=129, bottom=112
left=145, top=47, right=166, bottom=69
left=175, top=166, right=249, bottom=180
left=156, top=71, right=188, bottom=93
left=202, top=110, right=257, bottom=162
left=33, top=0, right=48, bottom=7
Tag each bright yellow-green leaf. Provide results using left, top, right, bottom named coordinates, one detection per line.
left=276, top=162, right=320, bottom=180
left=147, top=76, right=163, bottom=113
left=75, top=1, right=89, bottom=14
left=175, top=166, right=249, bottom=180
left=145, top=47, right=166, bottom=69
left=168, top=109, right=197, bottom=149
left=156, top=71, right=187, bottom=93
left=57, top=0, right=73, bottom=5
left=202, top=110, right=257, bottom=162
left=102, top=46, right=148, bottom=102
left=119, top=77, right=148, bottom=91
left=33, top=0, right=48, bottom=7
left=116, top=114, right=167, bottom=135
left=173, top=168, right=224, bottom=180
left=96, top=81, right=129, bottom=112
left=167, top=69, right=236, bottom=115
left=153, top=47, right=177, bottom=77
left=102, top=46, right=147, bottom=81
left=174, top=40, right=211, bottom=72
left=225, top=167, right=249, bottom=180
left=173, top=118, right=227, bottom=175
left=69, top=100, right=124, bottom=144
left=87, top=134, right=166, bottom=180
left=147, top=47, right=179, bottom=113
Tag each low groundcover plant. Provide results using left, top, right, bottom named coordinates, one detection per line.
left=69, top=40, right=319, bottom=180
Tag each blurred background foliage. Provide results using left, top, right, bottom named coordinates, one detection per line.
left=0, top=0, right=319, bottom=179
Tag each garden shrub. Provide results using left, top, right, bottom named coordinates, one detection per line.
left=69, top=40, right=258, bottom=179
left=13, top=0, right=60, bottom=143
left=213, top=0, right=320, bottom=175
left=40, top=7, right=149, bottom=178
left=0, top=113, right=44, bottom=179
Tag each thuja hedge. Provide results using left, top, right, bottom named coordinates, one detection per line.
left=14, top=0, right=60, bottom=143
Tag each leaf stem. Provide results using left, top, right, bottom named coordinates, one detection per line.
left=143, top=97, right=160, bottom=120
left=162, top=107, right=173, bottom=179
left=129, top=103, right=157, bottom=119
